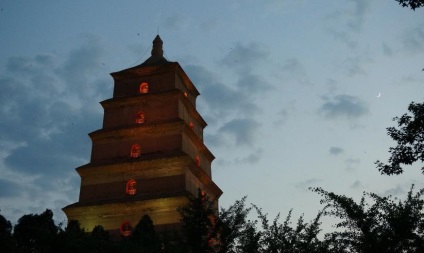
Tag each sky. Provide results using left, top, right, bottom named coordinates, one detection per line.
left=0, top=0, right=424, bottom=231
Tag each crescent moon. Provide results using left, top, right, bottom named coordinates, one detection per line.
left=377, top=92, right=381, bottom=98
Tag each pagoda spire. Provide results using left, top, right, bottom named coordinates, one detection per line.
left=151, top=35, right=163, bottom=57
left=137, top=35, right=168, bottom=66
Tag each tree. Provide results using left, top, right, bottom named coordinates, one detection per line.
left=87, top=225, right=117, bottom=253
left=254, top=207, right=327, bottom=253
left=0, top=212, right=16, bottom=252
left=395, top=0, right=424, bottom=10
left=160, top=231, right=189, bottom=253
left=376, top=101, right=424, bottom=175
left=13, top=209, right=59, bottom=253
left=130, top=214, right=162, bottom=253
left=236, top=221, right=261, bottom=253
left=214, top=196, right=254, bottom=253
left=312, top=185, right=424, bottom=253
left=58, top=219, right=91, bottom=253
left=179, top=189, right=216, bottom=253
left=90, top=225, right=110, bottom=242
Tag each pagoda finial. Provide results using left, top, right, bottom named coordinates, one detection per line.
left=151, top=35, right=163, bottom=57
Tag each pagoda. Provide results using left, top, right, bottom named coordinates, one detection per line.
left=63, top=35, right=222, bottom=236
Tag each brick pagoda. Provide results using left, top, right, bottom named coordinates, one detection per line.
left=63, top=35, right=222, bottom=236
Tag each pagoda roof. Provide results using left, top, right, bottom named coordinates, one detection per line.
left=110, top=35, right=201, bottom=96
left=116, top=35, right=173, bottom=72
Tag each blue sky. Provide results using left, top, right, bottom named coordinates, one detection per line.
left=1, top=0, right=423, bottom=229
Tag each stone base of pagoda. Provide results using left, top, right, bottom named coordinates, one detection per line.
left=63, top=195, right=187, bottom=234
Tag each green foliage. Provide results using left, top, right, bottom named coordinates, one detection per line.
left=254, top=206, right=327, bottom=253
left=130, top=214, right=162, bottom=253
left=6, top=184, right=424, bottom=253
left=312, top=185, right=424, bottom=253
left=215, top=196, right=254, bottom=253
left=395, top=0, right=424, bottom=10
left=87, top=225, right=116, bottom=253
left=376, top=101, right=424, bottom=175
left=91, top=224, right=110, bottom=241
left=0, top=212, right=16, bottom=252
left=161, top=231, right=189, bottom=253
left=59, top=220, right=89, bottom=253
left=236, top=221, right=261, bottom=253
left=13, top=209, right=58, bottom=253
left=178, top=188, right=216, bottom=253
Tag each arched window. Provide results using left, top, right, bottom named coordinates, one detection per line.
left=139, top=82, right=149, bottom=93
left=195, top=155, right=200, bottom=167
left=135, top=111, right=145, bottom=124
left=120, top=222, right=132, bottom=237
left=130, top=144, right=141, bottom=158
left=126, top=179, right=137, bottom=195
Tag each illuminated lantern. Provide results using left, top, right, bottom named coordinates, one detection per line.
left=135, top=111, right=145, bottom=124
left=195, top=155, right=200, bottom=167
left=120, top=222, right=132, bottom=237
left=189, top=122, right=194, bottom=129
left=139, top=82, right=149, bottom=93
left=130, top=144, right=141, bottom=158
left=126, top=179, right=137, bottom=195
left=184, top=91, right=188, bottom=97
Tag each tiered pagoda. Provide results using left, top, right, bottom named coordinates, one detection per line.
left=63, top=35, right=222, bottom=236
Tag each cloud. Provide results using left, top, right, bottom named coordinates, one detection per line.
left=346, top=0, right=370, bottom=32
left=329, top=146, right=344, bottom=155
left=221, top=42, right=269, bottom=72
left=235, top=148, right=263, bottom=164
left=0, top=40, right=109, bottom=222
left=324, top=0, right=371, bottom=48
left=402, top=24, right=424, bottom=53
left=184, top=44, right=271, bottom=152
left=273, top=109, right=289, bottom=126
left=350, top=180, right=364, bottom=189
left=345, top=158, right=360, bottom=171
left=279, top=58, right=311, bottom=86
left=295, top=178, right=322, bottom=191
left=236, top=73, right=273, bottom=96
left=341, top=55, right=372, bottom=76
left=382, top=43, right=393, bottom=56
left=0, top=178, right=23, bottom=198
left=383, top=185, right=405, bottom=197
left=184, top=64, right=263, bottom=123
left=319, top=94, right=368, bottom=120
left=219, top=118, right=261, bottom=146
left=162, top=15, right=189, bottom=31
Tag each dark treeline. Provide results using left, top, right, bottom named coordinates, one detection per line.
left=2, top=185, right=424, bottom=253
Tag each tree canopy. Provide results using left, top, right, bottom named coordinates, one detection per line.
left=376, top=101, right=424, bottom=175
left=395, top=0, right=424, bottom=10
left=312, top=185, right=424, bottom=253
left=4, top=186, right=424, bottom=253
